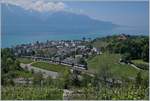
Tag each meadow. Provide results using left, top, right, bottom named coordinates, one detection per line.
left=31, top=61, right=70, bottom=74
left=17, top=58, right=34, bottom=64
left=87, top=53, right=148, bottom=79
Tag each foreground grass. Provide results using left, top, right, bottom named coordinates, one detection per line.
left=69, top=84, right=149, bottom=100
left=87, top=53, right=148, bottom=79
left=1, top=86, right=63, bottom=100
left=31, top=61, right=70, bottom=73
left=17, top=58, right=33, bottom=64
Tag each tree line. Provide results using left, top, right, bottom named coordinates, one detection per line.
left=106, top=35, right=149, bottom=62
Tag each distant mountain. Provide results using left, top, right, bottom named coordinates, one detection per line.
left=2, top=4, right=118, bottom=35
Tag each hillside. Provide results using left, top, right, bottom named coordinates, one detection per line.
left=87, top=53, right=148, bottom=79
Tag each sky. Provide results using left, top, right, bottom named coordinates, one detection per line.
left=1, top=0, right=148, bottom=28
left=65, top=1, right=149, bottom=27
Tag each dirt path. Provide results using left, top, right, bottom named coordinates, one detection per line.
left=20, top=63, right=59, bottom=79
left=130, top=64, right=140, bottom=70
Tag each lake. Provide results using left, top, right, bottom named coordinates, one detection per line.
left=1, top=26, right=148, bottom=48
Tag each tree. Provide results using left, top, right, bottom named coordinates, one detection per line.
left=121, top=53, right=131, bottom=63
left=1, top=48, right=21, bottom=85
left=135, top=71, right=142, bottom=87
left=78, top=57, right=87, bottom=65
left=33, top=72, right=43, bottom=86
left=86, top=44, right=93, bottom=49
left=142, top=44, right=149, bottom=62
left=82, top=37, right=86, bottom=42
left=71, top=70, right=80, bottom=86
left=92, top=74, right=101, bottom=99
left=44, top=76, right=53, bottom=86
left=31, top=69, right=34, bottom=74
left=99, top=64, right=111, bottom=84
left=60, top=69, right=71, bottom=89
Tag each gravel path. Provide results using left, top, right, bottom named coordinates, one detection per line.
left=20, top=63, right=59, bottom=79
left=130, top=64, right=140, bottom=70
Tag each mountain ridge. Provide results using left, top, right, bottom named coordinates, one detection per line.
left=2, top=4, right=118, bottom=35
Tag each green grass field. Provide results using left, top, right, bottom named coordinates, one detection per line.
left=87, top=53, right=148, bottom=79
left=17, top=58, right=34, bottom=64
left=132, top=59, right=149, bottom=65
left=15, top=70, right=33, bottom=78
left=131, top=59, right=149, bottom=71
left=31, top=61, right=70, bottom=73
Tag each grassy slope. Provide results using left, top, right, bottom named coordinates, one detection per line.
left=92, top=40, right=108, bottom=49
left=17, top=58, right=33, bottom=64
left=15, top=70, right=33, bottom=78
left=132, top=59, right=149, bottom=65
left=87, top=53, right=148, bottom=79
left=31, top=61, right=70, bottom=73
left=131, top=59, right=149, bottom=78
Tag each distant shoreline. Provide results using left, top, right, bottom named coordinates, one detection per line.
left=1, top=33, right=149, bottom=48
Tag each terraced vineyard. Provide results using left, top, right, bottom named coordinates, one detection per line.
left=2, top=86, right=63, bottom=100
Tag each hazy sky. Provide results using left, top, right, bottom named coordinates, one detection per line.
left=65, top=1, right=149, bottom=28
left=1, top=0, right=148, bottom=28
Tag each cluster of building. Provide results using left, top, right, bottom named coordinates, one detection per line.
left=13, top=40, right=101, bottom=69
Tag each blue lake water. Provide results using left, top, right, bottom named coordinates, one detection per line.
left=2, top=26, right=148, bottom=48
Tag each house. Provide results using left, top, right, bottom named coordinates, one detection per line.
left=92, top=47, right=101, bottom=55
left=75, top=55, right=83, bottom=58
left=77, top=45, right=86, bottom=49
left=118, top=34, right=127, bottom=40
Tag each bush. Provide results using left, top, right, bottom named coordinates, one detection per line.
left=121, top=53, right=131, bottom=63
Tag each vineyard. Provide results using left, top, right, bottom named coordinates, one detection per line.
left=66, top=84, right=149, bottom=100
left=2, top=86, right=63, bottom=100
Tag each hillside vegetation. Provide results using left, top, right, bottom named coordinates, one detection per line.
left=87, top=53, right=148, bottom=79
left=92, top=35, right=149, bottom=62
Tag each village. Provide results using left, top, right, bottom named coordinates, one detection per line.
left=12, top=39, right=101, bottom=70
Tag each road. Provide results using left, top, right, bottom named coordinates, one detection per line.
left=20, top=63, right=59, bottom=79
